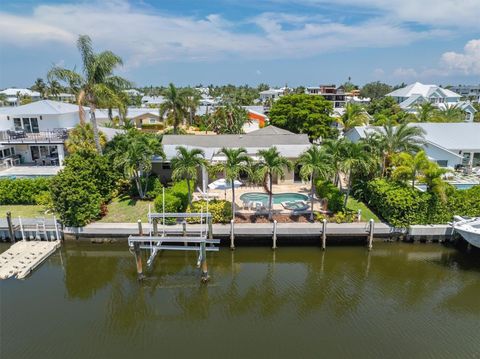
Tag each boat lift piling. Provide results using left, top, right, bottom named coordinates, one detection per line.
left=6, top=212, right=15, bottom=243
left=368, top=219, right=374, bottom=251
left=321, top=219, right=327, bottom=250
left=272, top=220, right=277, bottom=250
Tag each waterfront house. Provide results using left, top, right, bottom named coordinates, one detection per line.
left=259, top=88, right=287, bottom=103
left=345, top=122, right=480, bottom=170
left=154, top=126, right=311, bottom=189
left=449, top=85, right=480, bottom=102
left=386, top=82, right=477, bottom=122
left=305, top=85, right=346, bottom=108
left=0, top=100, right=84, bottom=168
left=0, top=88, right=41, bottom=106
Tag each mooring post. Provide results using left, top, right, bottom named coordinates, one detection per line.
left=208, top=215, right=213, bottom=240
left=6, top=211, right=15, bottom=243
left=153, top=218, right=158, bottom=236
left=133, top=242, right=144, bottom=280
left=368, top=219, right=374, bottom=251
left=200, top=240, right=209, bottom=282
left=230, top=219, right=235, bottom=250
left=322, top=219, right=327, bottom=250
left=272, top=220, right=277, bottom=250
left=137, top=219, right=143, bottom=236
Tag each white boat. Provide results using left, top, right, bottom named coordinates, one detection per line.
left=452, top=216, right=480, bottom=248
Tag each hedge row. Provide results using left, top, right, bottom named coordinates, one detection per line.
left=0, top=177, right=52, bottom=205
left=154, top=180, right=192, bottom=223
left=365, top=179, right=480, bottom=227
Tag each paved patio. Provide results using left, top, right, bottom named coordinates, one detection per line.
left=0, top=165, right=62, bottom=177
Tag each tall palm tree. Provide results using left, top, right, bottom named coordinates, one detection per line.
left=339, top=140, right=371, bottom=208
left=32, top=78, right=48, bottom=98
left=435, top=104, right=465, bottom=122
left=337, top=103, right=369, bottom=132
left=257, top=147, right=293, bottom=220
left=217, top=147, right=251, bottom=219
left=0, top=93, right=8, bottom=107
left=47, top=80, right=62, bottom=99
left=296, top=145, right=332, bottom=220
left=160, top=83, right=188, bottom=134
left=392, top=150, right=430, bottom=188
left=181, top=88, right=202, bottom=126
left=65, top=123, right=107, bottom=153
left=48, top=35, right=131, bottom=154
left=171, top=146, right=207, bottom=206
left=322, top=138, right=345, bottom=187
left=372, top=121, right=425, bottom=176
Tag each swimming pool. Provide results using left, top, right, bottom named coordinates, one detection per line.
left=240, top=192, right=309, bottom=205
left=416, top=183, right=479, bottom=191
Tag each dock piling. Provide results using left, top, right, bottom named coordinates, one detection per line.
left=272, top=220, right=277, bottom=250
left=137, top=219, right=143, bottom=236
left=368, top=219, right=374, bottom=251
left=6, top=212, right=15, bottom=243
left=133, top=242, right=144, bottom=280
left=230, top=219, right=235, bottom=250
left=322, top=219, right=327, bottom=250
left=200, top=241, right=209, bottom=282
left=208, top=216, right=213, bottom=240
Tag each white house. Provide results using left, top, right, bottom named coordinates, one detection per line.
left=386, top=82, right=477, bottom=122
left=0, top=88, right=41, bottom=106
left=259, top=88, right=287, bottom=102
left=0, top=100, right=85, bottom=167
left=344, top=123, right=480, bottom=170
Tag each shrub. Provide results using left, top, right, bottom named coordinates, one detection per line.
left=130, top=176, right=163, bottom=200
left=332, top=211, right=357, bottom=224
left=170, top=180, right=193, bottom=211
left=154, top=192, right=182, bottom=224
left=34, top=191, right=54, bottom=212
left=187, top=200, right=232, bottom=224
left=315, top=180, right=344, bottom=213
left=0, top=177, right=52, bottom=205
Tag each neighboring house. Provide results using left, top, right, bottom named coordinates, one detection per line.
left=154, top=126, right=311, bottom=188
left=259, top=88, right=286, bottom=102
left=345, top=123, right=480, bottom=169
left=449, top=85, right=480, bottom=102
left=305, top=85, right=346, bottom=108
left=124, top=89, right=143, bottom=97
left=141, top=95, right=165, bottom=107
left=386, top=82, right=477, bottom=122
left=0, top=88, right=41, bottom=106
left=0, top=100, right=85, bottom=167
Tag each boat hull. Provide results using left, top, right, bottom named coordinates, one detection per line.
left=454, top=227, right=480, bottom=248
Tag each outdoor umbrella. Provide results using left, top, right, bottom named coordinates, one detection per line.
left=208, top=178, right=243, bottom=190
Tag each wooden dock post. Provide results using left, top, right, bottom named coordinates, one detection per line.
left=322, top=219, right=327, bottom=250
left=272, top=220, right=277, bottom=250
left=6, top=212, right=15, bottom=243
left=153, top=218, right=158, bottom=236
left=230, top=219, right=235, bottom=250
left=133, top=242, right=144, bottom=280
left=200, top=240, right=209, bottom=282
left=368, top=219, right=374, bottom=251
left=137, top=219, right=143, bottom=236
left=208, top=216, right=213, bottom=240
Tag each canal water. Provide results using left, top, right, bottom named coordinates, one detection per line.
left=1, top=242, right=479, bottom=358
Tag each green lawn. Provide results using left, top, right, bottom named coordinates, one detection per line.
left=0, top=205, right=48, bottom=219
left=99, top=195, right=154, bottom=223
left=346, top=197, right=380, bottom=222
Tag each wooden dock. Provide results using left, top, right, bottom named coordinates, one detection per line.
left=0, top=240, right=61, bottom=279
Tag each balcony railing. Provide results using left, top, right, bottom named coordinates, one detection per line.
left=0, top=128, right=68, bottom=143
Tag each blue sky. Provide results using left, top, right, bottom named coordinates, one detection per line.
left=0, top=0, right=479, bottom=88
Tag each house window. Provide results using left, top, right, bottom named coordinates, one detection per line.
left=13, top=118, right=21, bottom=129
left=436, top=160, right=448, bottom=167
left=21, top=118, right=39, bottom=133
left=162, top=162, right=171, bottom=170
left=149, top=118, right=157, bottom=124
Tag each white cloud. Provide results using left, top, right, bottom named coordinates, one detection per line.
left=373, top=68, right=385, bottom=77
left=0, top=0, right=449, bottom=69
left=392, top=67, right=418, bottom=79
left=441, top=39, right=480, bottom=75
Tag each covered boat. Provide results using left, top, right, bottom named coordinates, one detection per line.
left=452, top=216, right=480, bottom=248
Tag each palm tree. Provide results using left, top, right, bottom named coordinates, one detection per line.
left=32, top=78, right=48, bottom=98
left=392, top=150, right=430, bottom=187
left=338, top=140, right=372, bottom=208
left=372, top=121, right=426, bottom=176
left=181, top=88, right=202, bottom=126
left=0, top=93, right=8, bottom=107
left=296, top=145, right=332, bottom=221
left=171, top=146, right=207, bottom=206
left=47, top=80, right=62, bottom=99
left=337, top=103, right=369, bottom=132
left=48, top=35, right=131, bottom=154
left=322, top=138, right=345, bottom=187
left=421, top=162, right=449, bottom=202
left=257, top=147, right=293, bottom=220
left=415, top=102, right=437, bottom=122
left=160, top=83, right=188, bottom=134
left=217, top=147, right=251, bottom=219
left=65, top=123, right=107, bottom=153
left=209, top=103, right=249, bottom=134
left=435, top=104, right=465, bottom=122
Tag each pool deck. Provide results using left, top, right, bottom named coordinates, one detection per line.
left=0, top=165, right=62, bottom=177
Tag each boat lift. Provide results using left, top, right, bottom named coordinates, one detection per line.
left=127, top=191, right=219, bottom=282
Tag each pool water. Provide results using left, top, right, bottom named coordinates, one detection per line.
left=240, top=192, right=309, bottom=205
left=416, top=183, right=478, bottom=191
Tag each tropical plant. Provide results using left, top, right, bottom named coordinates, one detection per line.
left=181, top=87, right=202, bottom=125
left=359, top=81, right=392, bottom=99
left=337, top=103, right=369, bottom=132
left=160, top=83, right=188, bottom=134
left=420, top=162, right=450, bottom=202
left=257, top=147, right=293, bottom=220
left=296, top=146, right=332, bottom=220
left=48, top=35, right=131, bottom=154
left=322, top=138, right=345, bottom=186
left=47, top=80, right=63, bottom=98
left=217, top=147, right=251, bottom=219
left=0, top=93, right=7, bottom=106
left=339, top=140, right=372, bottom=208
left=372, top=121, right=425, bottom=176
left=31, top=78, right=48, bottom=98
left=65, top=123, right=107, bottom=153
left=392, top=150, right=430, bottom=187
left=171, top=146, right=207, bottom=206
left=208, top=103, right=250, bottom=134
left=106, top=130, right=163, bottom=199
left=414, top=102, right=437, bottom=122
left=435, top=104, right=465, bottom=122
